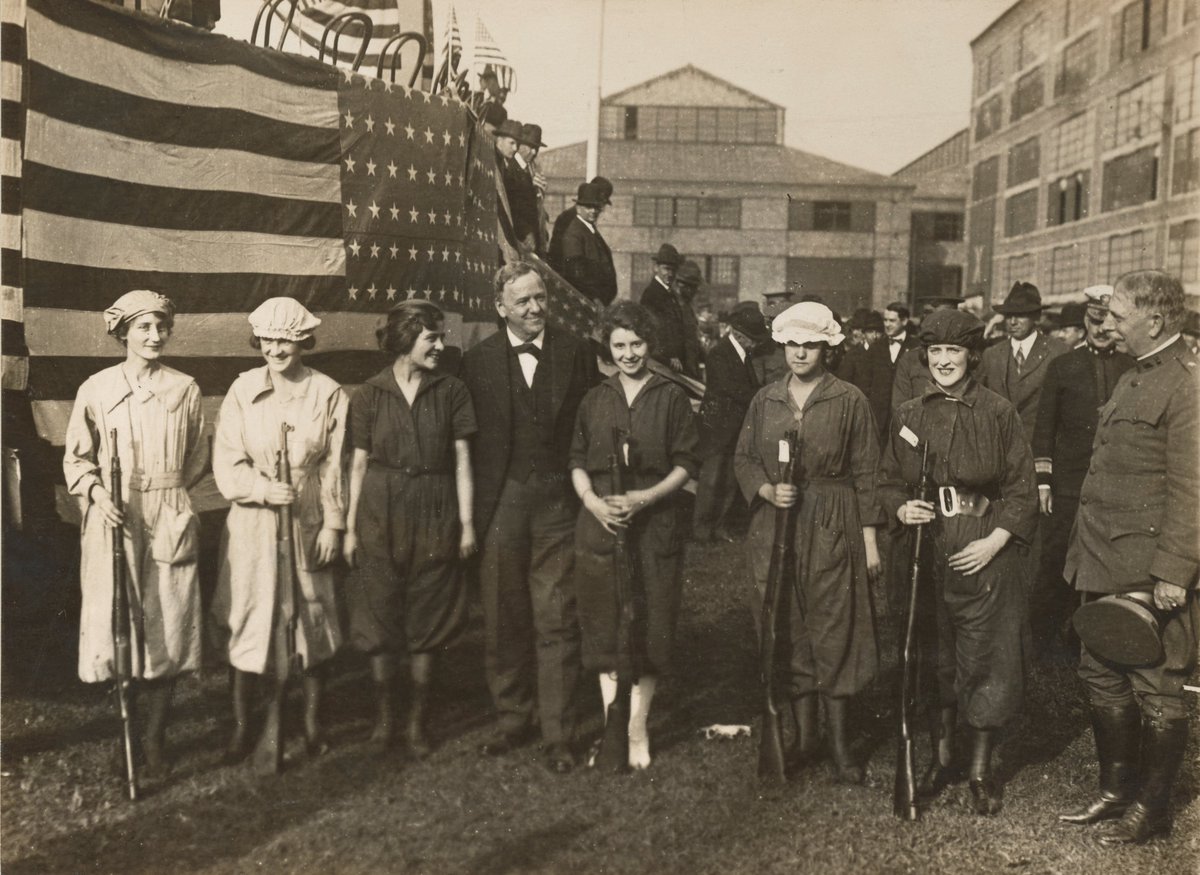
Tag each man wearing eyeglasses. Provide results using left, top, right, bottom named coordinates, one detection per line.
left=1031, top=285, right=1134, bottom=658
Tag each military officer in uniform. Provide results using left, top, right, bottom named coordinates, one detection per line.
left=1059, top=270, right=1199, bottom=845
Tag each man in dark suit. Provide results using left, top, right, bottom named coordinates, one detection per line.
left=838, top=307, right=917, bottom=437
left=461, top=262, right=599, bottom=773
left=1032, top=285, right=1134, bottom=655
left=496, top=119, right=539, bottom=250
left=514, top=123, right=548, bottom=252
left=1059, top=270, right=1198, bottom=845
left=977, top=281, right=1070, bottom=444
left=548, top=177, right=612, bottom=273
left=692, top=302, right=769, bottom=542
left=639, top=243, right=688, bottom=373
left=673, top=259, right=705, bottom=379
left=559, top=182, right=617, bottom=306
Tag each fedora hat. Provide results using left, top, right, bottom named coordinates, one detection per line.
left=494, top=119, right=523, bottom=141
left=676, top=259, right=703, bottom=287
left=574, top=182, right=606, bottom=208
left=1056, top=302, right=1086, bottom=329
left=994, top=281, right=1044, bottom=315
left=1073, top=592, right=1166, bottom=667
left=727, top=301, right=770, bottom=342
left=653, top=243, right=681, bottom=267
left=517, top=123, right=547, bottom=149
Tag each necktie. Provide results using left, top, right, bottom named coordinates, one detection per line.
left=1015, top=348, right=1026, bottom=372
left=513, top=342, right=541, bottom=360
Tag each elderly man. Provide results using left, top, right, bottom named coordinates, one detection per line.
left=1059, top=270, right=1199, bottom=845
left=548, top=177, right=612, bottom=273
left=461, top=262, right=599, bottom=773
left=559, top=182, right=617, bottom=306
left=1031, top=286, right=1134, bottom=656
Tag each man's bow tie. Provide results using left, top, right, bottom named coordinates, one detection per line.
left=512, top=342, right=541, bottom=359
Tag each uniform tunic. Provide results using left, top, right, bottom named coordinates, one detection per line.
left=879, top=379, right=1037, bottom=728
left=210, top=366, right=348, bottom=675
left=346, top=367, right=477, bottom=654
left=570, top=374, right=699, bottom=673
left=734, top=373, right=883, bottom=698
left=63, top=364, right=206, bottom=683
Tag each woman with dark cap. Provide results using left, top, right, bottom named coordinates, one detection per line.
left=570, top=300, right=699, bottom=770
left=878, top=308, right=1037, bottom=815
left=735, top=301, right=884, bottom=784
left=64, top=290, right=207, bottom=779
left=343, top=301, right=478, bottom=755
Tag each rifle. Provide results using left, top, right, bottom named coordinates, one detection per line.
left=894, top=442, right=931, bottom=820
left=109, top=429, right=138, bottom=801
left=594, top=426, right=642, bottom=772
left=758, top=429, right=798, bottom=783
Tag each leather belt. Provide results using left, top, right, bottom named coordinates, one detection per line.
left=936, top=486, right=992, bottom=518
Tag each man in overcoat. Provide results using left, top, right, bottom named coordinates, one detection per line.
left=692, top=302, right=769, bottom=543
left=838, top=307, right=916, bottom=438
left=461, top=262, right=599, bottom=773
left=548, top=177, right=612, bottom=273
left=639, top=243, right=686, bottom=372
left=559, top=182, right=617, bottom=306
left=1059, top=270, right=1199, bottom=845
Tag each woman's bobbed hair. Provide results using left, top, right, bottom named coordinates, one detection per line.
left=377, top=300, right=445, bottom=356
left=598, top=300, right=658, bottom=364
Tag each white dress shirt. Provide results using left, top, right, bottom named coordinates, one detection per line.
left=507, top=326, right=544, bottom=387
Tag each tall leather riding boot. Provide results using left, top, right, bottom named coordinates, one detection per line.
left=919, top=705, right=959, bottom=797
left=223, top=669, right=255, bottom=765
left=140, top=678, right=174, bottom=780
left=1059, top=703, right=1140, bottom=824
left=1099, top=716, right=1188, bottom=846
left=786, top=694, right=819, bottom=773
left=824, top=695, right=862, bottom=784
left=251, top=675, right=285, bottom=776
left=405, top=653, right=433, bottom=758
left=967, top=726, right=1001, bottom=816
left=369, top=653, right=397, bottom=751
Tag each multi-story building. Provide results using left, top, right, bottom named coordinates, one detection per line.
left=539, top=65, right=914, bottom=315
left=965, top=0, right=1199, bottom=309
left=893, top=129, right=970, bottom=304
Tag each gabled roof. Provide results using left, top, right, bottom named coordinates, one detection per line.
left=602, top=64, right=780, bottom=109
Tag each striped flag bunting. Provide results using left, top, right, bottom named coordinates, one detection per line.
left=1, top=0, right=26, bottom=392
left=280, top=0, right=432, bottom=85
left=20, top=0, right=498, bottom=450
left=468, top=10, right=513, bottom=93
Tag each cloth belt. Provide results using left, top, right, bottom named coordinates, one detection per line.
left=935, top=485, right=997, bottom=518
left=801, top=475, right=852, bottom=486
left=127, top=470, right=183, bottom=491
left=368, top=461, right=449, bottom=476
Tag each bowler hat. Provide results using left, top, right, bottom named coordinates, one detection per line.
left=676, top=259, right=703, bottom=287
left=517, top=123, right=547, bottom=149
left=494, top=119, right=523, bottom=140
left=1057, top=302, right=1086, bottom=329
left=574, top=182, right=606, bottom=208
left=727, top=302, right=770, bottom=342
left=994, top=281, right=1044, bottom=315
left=590, top=176, right=614, bottom=204
left=653, top=244, right=681, bottom=267
left=861, top=311, right=885, bottom=333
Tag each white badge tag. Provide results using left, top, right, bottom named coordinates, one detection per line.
left=899, top=425, right=920, bottom=448
left=778, top=439, right=790, bottom=463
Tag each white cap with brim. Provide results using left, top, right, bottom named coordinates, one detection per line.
left=248, top=297, right=322, bottom=342
left=771, top=301, right=845, bottom=347
left=1083, top=284, right=1114, bottom=309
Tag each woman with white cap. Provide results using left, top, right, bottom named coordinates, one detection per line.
left=211, top=297, right=348, bottom=772
left=878, top=308, right=1036, bottom=816
left=64, top=290, right=207, bottom=779
left=734, top=300, right=884, bottom=784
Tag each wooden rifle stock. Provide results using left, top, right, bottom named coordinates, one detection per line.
left=109, top=429, right=138, bottom=801
left=594, top=426, right=641, bottom=772
left=758, top=430, right=798, bottom=783
left=894, top=442, right=931, bottom=820
left=277, top=423, right=299, bottom=675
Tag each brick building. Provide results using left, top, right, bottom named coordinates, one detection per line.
left=538, top=65, right=913, bottom=316
left=965, top=0, right=1199, bottom=309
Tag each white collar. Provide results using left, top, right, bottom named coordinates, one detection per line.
left=1138, top=334, right=1181, bottom=361
left=514, top=153, right=528, bottom=170
left=654, top=276, right=671, bottom=291
left=1011, top=332, right=1037, bottom=358
left=728, top=333, right=747, bottom=362
left=576, top=215, right=596, bottom=233
left=889, top=332, right=906, bottom=345
left=506, top=326, right=544, bottom=349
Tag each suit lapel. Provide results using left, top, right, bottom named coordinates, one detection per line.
left=1019, top=334, right=1049, bottom=380
left=545, top=327, right=573, bottom=419
left=481, top=332, right=513, bottom=428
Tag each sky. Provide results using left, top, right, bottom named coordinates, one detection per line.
left=217, top=0, right=1015, bottom=175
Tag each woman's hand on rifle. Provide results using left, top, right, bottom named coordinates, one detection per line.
left=263, top=481, right=297, bottom=506
left=89, top=484, right=125, bottom=527
left=607, top=489, right=653, bottom=517
left=759, top=482, right=798, bottom=509
left=583, top=491, right=629, bottom=534
left=897, top=499, right=935, bottom=526
left=313, top=527, right=341, bottom=567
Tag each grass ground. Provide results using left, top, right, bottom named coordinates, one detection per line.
left=2, top=528, right=1198, bottom=875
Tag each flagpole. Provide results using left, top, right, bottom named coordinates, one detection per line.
left=586, top=0, right=605, bottom=180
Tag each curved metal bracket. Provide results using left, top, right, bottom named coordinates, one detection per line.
left=250, top=0, right=299, bottom=52
left=374, top=31, right=428, bottom=88
left=319, top=11, right=373, bottom=72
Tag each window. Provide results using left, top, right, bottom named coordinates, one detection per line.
left=1007, top=253, right=1037, bottom=289
left=932, top=212, right=964, bottom=241
left=1018, top=15, right=1045, bottom=68
left=1012, top=68, right=1044, bottom=122
left=631, top=196, right=741, bottom=228
left=656, top=107, right=677, bottom=142
left=976, top=95, right=1003, bottom=141
left=1005, top=189, right=1039, bottom=236
left=1173, top=128, right=1200, bottom=195
left=640, top=106, right=658, bottom=141
left=633, top=197, right=656, bottom=226
left=757, top=110, right=778, bottom=144
left=706, top=255, right=740, bottom=287
left=1056, top=31, right=1096, bottom=97
left=696, top=108, right=717, bottom=142
left=1175, top=55, right=1200, bottom=124
left=614, top=106, right=775, bottom=143
left=1047, top=171, right=1090, bottom=225
left=785, top=257, right=875, bottom=314
left=635, top=254, right=741, bottom=298
left=813, top=201, right=852, bottom=231
left=1167, top=220, right=1200, bottom=282
left=1108, top=78, right=1164, bottom=148
left=1102, top=145, right=1158, bottom=211
left=600, top=106, right=624, bottom=140
left=624, top=106, right=638, bottom=140
left=1106, top=229, right=1156, bottom=279
left=976, top=44, right=1006, bottom=96
left=1008, top=137, right=1041, bottom=186
left=972, top=156, right=1001, bottom=200
left=717, top=108, right=737, bottom=142
left=1050, top=244, right=1086, bottom=295
left=1115, top=0, right=1168, bottom=63
left=677, top=107, right=697, bottom=143
left=1052, top=112, right=1091, bottom=170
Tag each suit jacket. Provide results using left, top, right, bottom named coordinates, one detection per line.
left=460, top=326, right=599, bottom=533
left=503, top=158, right=539, bottom=246
left=978, top=332, right=1069, bottom=443
left=1065, top=337, right=1199, bottom=593
left=839, top=334, right=919, bottom=436
left=890, top=345, right=931, bottom=414
left=560, top=217, right=617, bottom=306
left=547, top=206, right=576, bottom=272
left=639, top=279, right=688, bottom=371
left=697, top=336, right=758, bottom=457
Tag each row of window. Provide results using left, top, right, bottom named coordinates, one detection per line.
left=601, top=105, right=779, bottom=145
left=631, top=253, right=741, bottom=294
left=632, top=196, right=742, bottom=229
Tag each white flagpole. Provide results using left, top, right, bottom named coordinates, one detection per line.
left=586, top=0, right=605, bottom=180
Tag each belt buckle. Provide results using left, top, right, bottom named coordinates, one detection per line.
left=938, top=486, right=959, bottom=517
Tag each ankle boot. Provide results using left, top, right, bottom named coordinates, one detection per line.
left=967, top=726, right=1001, bottom=816
left=1099, top=716, right=1188, bottom=846
left=786, top=694, right=820, bottom=773
left=1059, top=703, right=1139, bottom=824
left=825, top=696, right=862, bottom=784
left=223, top=669, right=255, bottom=765
left=919, top=705, right=959, bottom=797
left=370, top=677, right=396, bottom=750
left=405, top=680, right=432, bottom=759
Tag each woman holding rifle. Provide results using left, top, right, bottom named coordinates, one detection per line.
left=64, top=290, right=207, bottom=779
left=878, top=308, right=1036, bottom=815
left=211, top=298, right=347, bottom=768
left=735, top=301, right=883, bottom=784
left=570, top=300, right=699, bottom=770
left=343, top=300, right=477, bottom=755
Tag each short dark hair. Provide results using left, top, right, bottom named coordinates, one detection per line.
left=885, top=302, right=910, bottom=321
left=598, top=300, right=658, bottom=361
left=113, top=313, right=174, bottom=346
left=917, top=345, right=983, bottom=372
left=1115, top=270, right=1186, bottom=333
left=249, top=334, right=316, bottom=351
left=376, top=300, right=444, bottom=356
left=493, top=261, right=541, bottom=306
